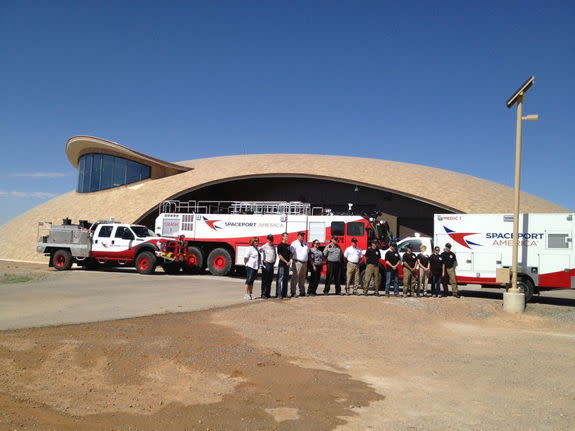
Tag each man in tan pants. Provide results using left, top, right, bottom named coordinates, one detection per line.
left=441, top=243, right=459, bottom=298
left=402, top=244, right=417, bottom=297
left=344, top=238, right=363, bottom=295
left=363, top=239, right=381, bottom=295
left=290, top=232, right=309, bottom=297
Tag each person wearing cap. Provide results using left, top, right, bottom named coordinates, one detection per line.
left=290, top=231, right=309, bottom=297
left=441, top=243, right=459, bottom=297
left=363, top=239, right=382, bottom=295
left=307, top=239, right=324, bottom=296
left=276, top=232, right=291, bottom=298
left=259, top=234, right=277, bottom=299
left=323, top=236, right=343, bottom=295
left=343, top=238, right=363, bottom=295
left=416, top=244, right=430, bottom=297
left=402, top=244, right=417, bottom=297
left=384, top=242, right=401, bottom=296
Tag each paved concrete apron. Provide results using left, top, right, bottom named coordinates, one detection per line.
left=0, top=270, right=246, bottom=330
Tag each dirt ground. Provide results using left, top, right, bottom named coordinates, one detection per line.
left=1, top=264, right=574, bottom=430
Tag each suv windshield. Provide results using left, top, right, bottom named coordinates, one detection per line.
left=131, top=226, right=156, bottom=238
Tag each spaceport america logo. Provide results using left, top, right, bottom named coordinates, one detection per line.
left=203, top=216, right=222, bottom=231
left=443, top=226, right=482, bottom=249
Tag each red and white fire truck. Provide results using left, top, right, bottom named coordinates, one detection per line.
left=37, top=218, right=188, bottom=274
left=154, top=200, right=391, bottom=276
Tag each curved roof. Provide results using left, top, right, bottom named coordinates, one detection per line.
left=0, top=138, right=570, bottom=262
left=66, top=135, right=190, bottom=173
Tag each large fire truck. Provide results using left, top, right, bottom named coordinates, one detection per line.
left=37, top=218, right=188, bottom=274
left=155, top=200, right=391, bottom=276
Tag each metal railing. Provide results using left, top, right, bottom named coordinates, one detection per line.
left=159, top=200, right=322, bottom=215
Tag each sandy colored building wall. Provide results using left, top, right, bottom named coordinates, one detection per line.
left=0, top=154, right=569, bottom=263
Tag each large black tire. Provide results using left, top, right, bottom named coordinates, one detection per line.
left=183, top=246, right=204, bottom=274
left=518, top=278, right=535, bottom=302
left=82, top=258, right=99, bottom=271
left=162, top=262, right=182, bottom=274
left=207, top=248, right=233, bottom=276
left=52, top=249, right=73, bottom=271
left=135, top=251, right=157, bottom=275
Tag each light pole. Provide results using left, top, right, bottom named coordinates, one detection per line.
left=503, top=76, right=538, bottom=313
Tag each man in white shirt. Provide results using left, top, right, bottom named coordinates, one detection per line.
left=344, top=238, right=363, bottom=295
left=290, top=231, right=309, bottom=297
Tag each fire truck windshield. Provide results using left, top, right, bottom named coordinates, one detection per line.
left=132, top=226, right=156, bottom=238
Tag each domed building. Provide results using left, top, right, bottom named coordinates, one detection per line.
left=0, top=135, right=568, bottom=262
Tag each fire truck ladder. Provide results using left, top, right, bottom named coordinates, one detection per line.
left=159, top=200, right=323, bottom=215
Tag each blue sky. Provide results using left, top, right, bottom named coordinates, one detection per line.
left=1, top=1, right=574, bottom=224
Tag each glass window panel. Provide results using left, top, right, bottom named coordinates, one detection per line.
left=347, top=222, right=364, bottom=237
left=82, top=154, right=92, bottom=193
left=142, top=164, right=150, bottom=180
left=113, top=157, right=126, bottom=187
left=100, top=155, right=114, bottom=190
left=398, top=240, right=421, bottom=254
left=90, top=154, right=102, bottom=192
left=98, top=225, right=113, bottom=238
left=126, top=160, right=142, bottom=184
left=77, top=156, right=85, bottom=192
left=548, top=234, right=569, bottom=249
left=331, top=221, right=345, bottom=237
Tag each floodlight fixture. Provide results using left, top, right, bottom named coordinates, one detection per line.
left=506, top=76, right=535, bottom=109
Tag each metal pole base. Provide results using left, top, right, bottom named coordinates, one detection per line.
left=503, top=292, right=525, bottom=314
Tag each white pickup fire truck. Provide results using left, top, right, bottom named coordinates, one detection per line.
left=155, top=200, right=391, bottom=276
left=37, top=218, right=188, bottom=274
left=395, top=213, right=575, bottom=301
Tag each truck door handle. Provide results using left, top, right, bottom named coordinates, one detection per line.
left=466, top=260, right=471, bottom=263
left=94, top=240, right=98, bottom=244
left=111, top=240, right=115, bottom=245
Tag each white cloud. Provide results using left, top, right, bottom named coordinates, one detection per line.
left=0, top=190, right=57, bottom=199
left=12, top=172, right=70, bottom=178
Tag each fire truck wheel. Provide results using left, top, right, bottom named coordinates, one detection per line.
left=135, top=251, right=157, bottom=275
left=162, top=262, right=182, bottom=274
left=517, top=278, right=535, bottom=302
left=183, top=247, right=204, bottom=274
left=52, top=249, right=72, bottom=271
left=207, top=248, right=233, bottom=276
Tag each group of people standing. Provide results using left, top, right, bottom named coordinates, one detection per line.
left=243, top=232, right=459, bottom=300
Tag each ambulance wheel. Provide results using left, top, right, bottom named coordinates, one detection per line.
left=135, top=251, right=157, bottom=275
left=162, top=262, right=182, bottom=274
left=517, top=278, right=534, bottom=302
left=207, top=248, right=233, bottom=276
left=183, top=246, right=204, bottom=274
left=52, top=249, right=72, bottom=271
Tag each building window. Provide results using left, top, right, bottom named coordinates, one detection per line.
left=77, top=154, right=151, bottom=193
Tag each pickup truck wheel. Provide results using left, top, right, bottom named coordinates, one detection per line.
left=183, top=246, right=204, bottom=274
left=52, top=249, right=72, bottom=271
left=162, top=262, right=182, bottom=274
left=83, top=258, right=99, bottom=270
left=135, top=251, right=157, bottom=275
left=207, top=248, right=233, bottom=276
